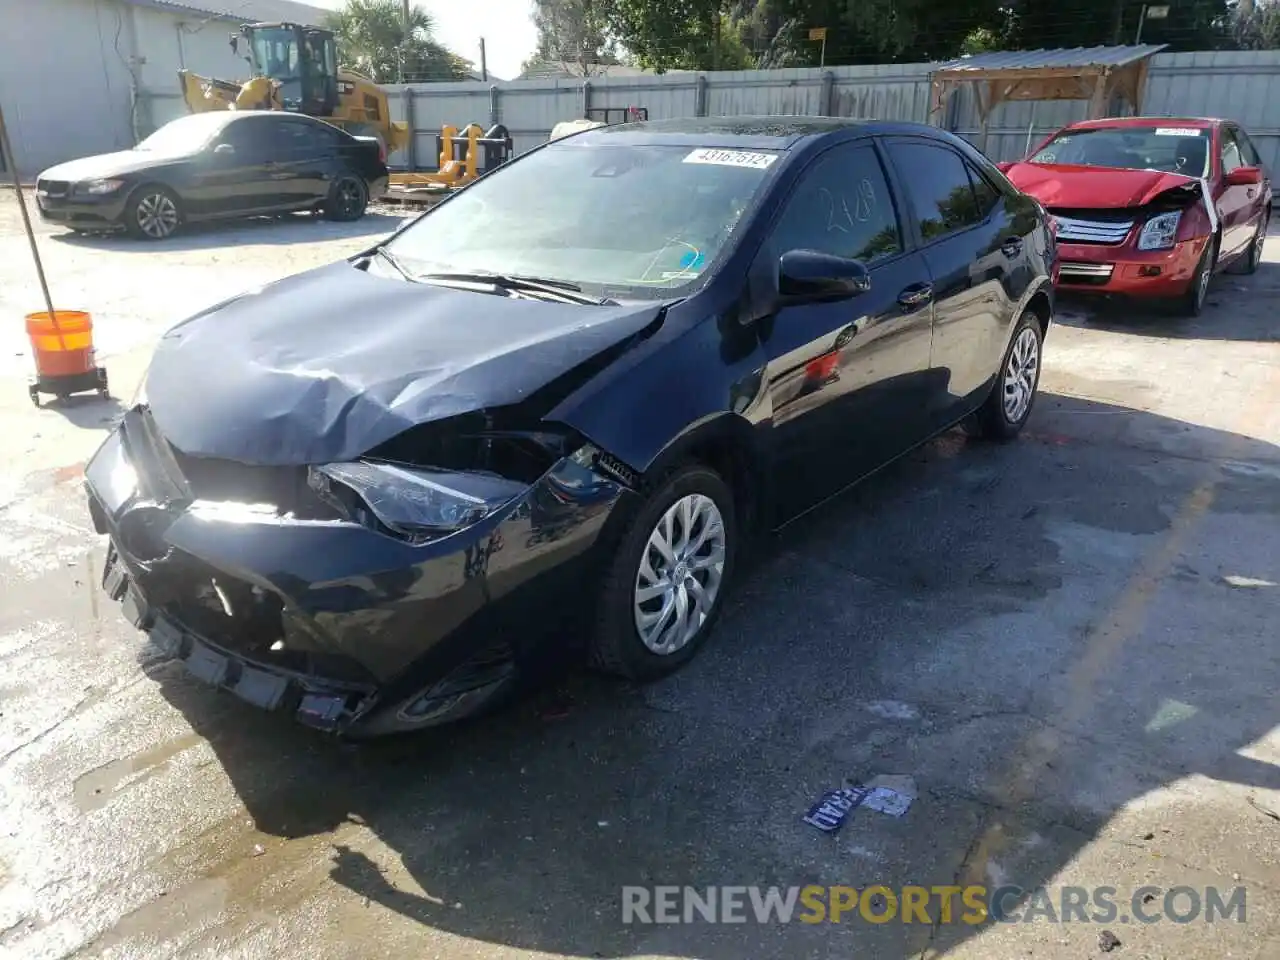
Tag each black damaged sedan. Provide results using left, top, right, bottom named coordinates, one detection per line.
left=84, top=117, right=1055, bottom=736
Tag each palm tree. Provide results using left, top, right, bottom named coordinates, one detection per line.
left=326, top=0, right=472, bottom=83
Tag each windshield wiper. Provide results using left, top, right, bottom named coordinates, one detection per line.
left=371, top=245, right=414, bottom=280
left=417, top=271, right=615, bottom=305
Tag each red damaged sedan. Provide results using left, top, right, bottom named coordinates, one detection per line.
left=1001, top=117, right=1271, bottom=315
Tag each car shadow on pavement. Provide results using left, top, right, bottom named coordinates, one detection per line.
left=46, top=212, right=406, bottom=252
left=139, top=391, right=1280, bottom=959
left=1055, top=260, right=1280, bottom=342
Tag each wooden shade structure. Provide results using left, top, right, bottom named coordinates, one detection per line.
left=929, top=44, right=1167, bottom=153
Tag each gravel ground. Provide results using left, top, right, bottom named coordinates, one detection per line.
left=2, top=189, right=1280, bottom=960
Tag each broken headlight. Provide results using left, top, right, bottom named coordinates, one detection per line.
left=307, top=461, right=526, bottom=544
left=1137, top=211, right=1182, bottom=251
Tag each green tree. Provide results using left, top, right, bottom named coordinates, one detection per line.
left=1233, top=0, right=1280, bottom=48
left=603, top=0, right=756, bottom=71
left=530, top=0, right=620, bottom=75
left=1001, top=0, right=1231, bottom=52
left=960, top=26, right=1004, bottom=54
left=325, top=0, right=471, bottom=83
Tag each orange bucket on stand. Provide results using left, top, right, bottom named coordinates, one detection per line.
left=25, top=310, right=95, bottom=378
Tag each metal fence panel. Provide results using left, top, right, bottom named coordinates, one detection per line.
left=392, top=50, right=1280, bottom=172
left=708, top=68, right=824, bottom=116
left=828, top=62, right=934, bottom=121
left=592, top=75, right=701, bottom=120
left=1142, top=50, right=1280, bottom=172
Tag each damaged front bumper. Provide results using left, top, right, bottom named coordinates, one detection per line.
left=1054, top=235, right=1210, bottom=297
left=85, top=408, right=628, bottom=735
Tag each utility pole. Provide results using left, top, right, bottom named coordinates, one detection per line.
left=479, top=37, right=488, bottom=82
left=711, top=9, right=721, bottom=71
left=399, top=0, right=410, bottom=82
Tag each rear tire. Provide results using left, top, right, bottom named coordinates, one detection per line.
left=1228, top=218, right=1267, bottom=276
left=972, top=310, right=1044, bottom=442
left=590, top=464, right=737, bottom=681
left=325, top=174, right=367, bottom=222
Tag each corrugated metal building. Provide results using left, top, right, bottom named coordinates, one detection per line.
left=0, top=0, right=329, bottom=177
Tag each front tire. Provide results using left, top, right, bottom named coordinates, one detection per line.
left=325, top=175, right=368, bottom=222
left=1177, top=237, right=1216, bottom=316
left=125, top=186, right=182, bottom=240
left=590, top=464, right=736, bottom=681
left=973, top=310, right=1044, bottom=441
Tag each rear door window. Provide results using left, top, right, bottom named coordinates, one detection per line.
left=884, top=140, right=986, bottom=243
left=967, top=162, right=1001, bottom=219
left=276, top=120, right=330, bottom=157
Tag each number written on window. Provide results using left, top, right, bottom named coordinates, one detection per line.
left=770, top=143, right=903, bottom=264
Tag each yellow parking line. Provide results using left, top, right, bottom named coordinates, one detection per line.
left=955, top=471, right=1217, bottom=896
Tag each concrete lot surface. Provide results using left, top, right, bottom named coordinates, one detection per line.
left=2, top=190, right=1280, bottom=959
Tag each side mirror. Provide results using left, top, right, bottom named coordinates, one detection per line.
left=1226, top=165, right=1263, bottom=187
left=996, top=160, right=1015, bottom=174
left=778, top=249, right=871, bottom=302
left=213, top=142, right=236, bottom=156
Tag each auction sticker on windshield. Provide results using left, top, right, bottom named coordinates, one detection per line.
left=1155, top=127, right=1204, bottom=137
left=684, top=148, right=778, bottom=169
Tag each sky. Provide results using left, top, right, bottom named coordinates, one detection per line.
left=306, top=0, right=538, bottom=81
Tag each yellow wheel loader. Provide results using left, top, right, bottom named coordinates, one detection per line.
left=178, top=22, right=410, bottom=157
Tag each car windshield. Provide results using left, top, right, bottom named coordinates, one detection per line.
left=252, top=26, right=302, bottom=80
left=135, top=114, right=230, bottom=154
left=1029, top=125, right=1211, bottom=178
left=382, top=140, right=780, bottom=300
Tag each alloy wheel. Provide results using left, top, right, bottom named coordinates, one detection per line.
left=136, top=192, right=178, bottom=239
left=1002, top=326, right=1040, bottom=425
left=633, top=493, right=727, bottom=655
left=336, top=178, right=363, bottom=218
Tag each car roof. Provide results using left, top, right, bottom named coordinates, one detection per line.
left=227, top=111, right=315, bottom=124
left=1063, top=116, right=1221, bottom=132
left=570, top=115, right=948, bottom=151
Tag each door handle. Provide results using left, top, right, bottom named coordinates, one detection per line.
left=897, top=283, right=933, bottom=309
left=1001, top=237, right=1023, bottom=257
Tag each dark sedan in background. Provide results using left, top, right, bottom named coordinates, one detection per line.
left=83, top=116, right=1055, bottom=736
left=36, top=111, right=388, bottom=239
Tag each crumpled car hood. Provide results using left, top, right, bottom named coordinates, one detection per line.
left=1004, top=162, right=1201, bottom=209
left=145, top=261, right=664, bottom=465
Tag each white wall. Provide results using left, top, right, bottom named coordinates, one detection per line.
left=133, top=7, right=256, bottom=129
left=0, top=0, right=256, bottom=176
left=0, top=0, right=135, bottom=176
